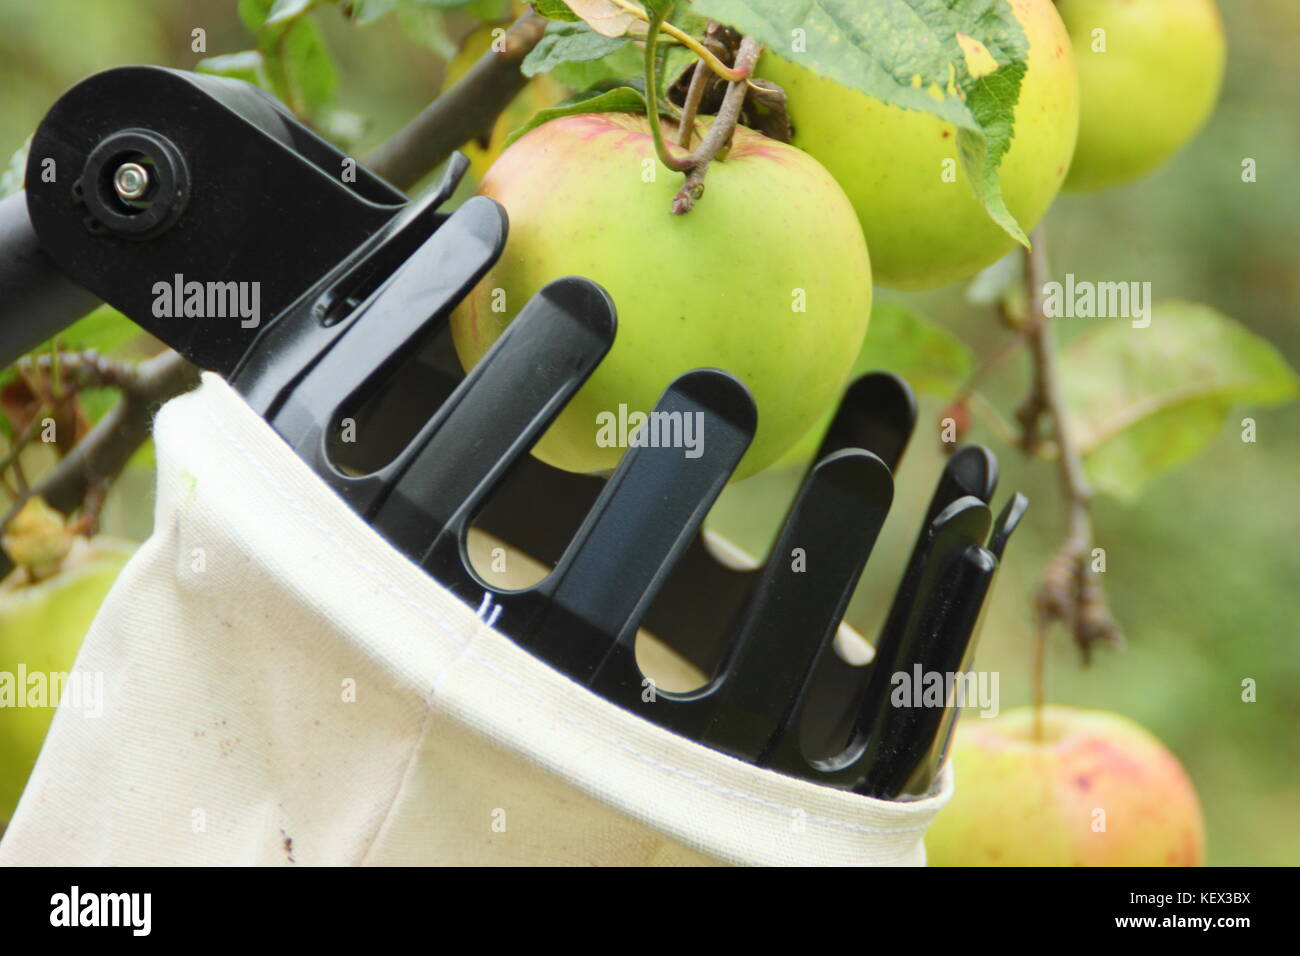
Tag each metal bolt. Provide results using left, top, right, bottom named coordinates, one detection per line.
left=112, top=162, right=150, bottom=201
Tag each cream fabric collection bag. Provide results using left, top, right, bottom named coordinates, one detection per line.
left=0, top=374, right=949, bottom=866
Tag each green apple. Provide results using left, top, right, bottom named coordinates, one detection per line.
left=450, top=112, right=873, bottom=481
left=926, top=705, right=1206, bottom=866
left=1059, top=0, right=1225, bottom=192
left=0, top=530, right=132, bottom=824
left=758, top=0, right=1079, bottom=291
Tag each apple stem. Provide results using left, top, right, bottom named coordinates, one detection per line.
left=611, top=0, right=751, bottom=84
left=1019, top=227, right=1125, bottom=686
left=642, top=8, right=762, bottom=213
left=644, top=8, right=695, bottom=174
left=677, top=59, right=710, bottom=149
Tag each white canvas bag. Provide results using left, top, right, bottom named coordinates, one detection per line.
left=0, top=375, right=950, bottom=866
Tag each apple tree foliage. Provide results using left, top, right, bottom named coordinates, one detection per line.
left=1, top=0, right=1297, bottom=540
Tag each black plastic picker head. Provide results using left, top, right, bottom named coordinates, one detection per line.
left=3, top=65, right=1028, bottom=800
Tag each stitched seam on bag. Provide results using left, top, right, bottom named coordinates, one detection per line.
left=461, top=649, right=935, bottom=838
left=193, top=388, right=935, bottom=843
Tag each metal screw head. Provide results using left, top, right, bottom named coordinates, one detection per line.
left=112, top=162, right=150, bottom=201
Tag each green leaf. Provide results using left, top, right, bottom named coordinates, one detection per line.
left=503, top=85, right=648, bottom=148
left=239, top=0, right=276, bottom=32
left=259, top=15, right=339, bottom=119
left=523, top=20, right=630, bottom=78
left=396, top=6, right=458, bottom=58
left=347, top=0, right=401, bottom=24
left=958, top=50, right=1029, bottom=245
left=1, top=138, right=30, bottom=200
left=533, top=0, right=581, bottom=21
left=265, top=0, right=324, bottom=27
left=196, top=50, right=267, bottom=87
left=551, top=40, right=645, bottom=88
left=660, top=42, right=699, bottom=90
left=698, top=0, right=1031, bottom=246
left=853, top=299, right=974, bottom=397
left=55, top=307, right=144, bottom=356
left=532, top=0, right=577, bottom=18
left=1062, top=301, right=1300, bottom=502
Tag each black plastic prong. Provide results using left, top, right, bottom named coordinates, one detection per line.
left=693, top=449, right=894, bottom=760
left=634, top=369, right=918, bottom=677
left=521, top=369, right=757, bottom=682
left=236, top=191, right=505, bottom=417
left=796, top=444, right=999, bottom=758
left=421, top=151, right=471, bottom=210
left=768, top=495, right=991, bottom=785
left=264, top=194, right=507, bottom=447
left=366, top=277, right=618, bottom=552
left=989, top=491, right=1030, bottom=559
left=814, top=371, right=918, bottom=472
left=850, top=543, right=997, bottom=799
left=929, top=444, right=999, bottom=518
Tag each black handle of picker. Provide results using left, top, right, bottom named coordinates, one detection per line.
left=0, top=191, right=100, bottom=366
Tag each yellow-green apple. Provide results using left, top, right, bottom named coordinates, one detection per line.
left=0, top=498, right=132, bottom=823
left=926, top=705, right=1205, bottom=866
left=1058, top=0, right=1225, bottom=192
left=450, top=112, right=873, bottom=481
left=758, top=0, right=1079, bottom=290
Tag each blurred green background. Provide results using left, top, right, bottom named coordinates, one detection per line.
left=0, top=0, right=1295, bottom=864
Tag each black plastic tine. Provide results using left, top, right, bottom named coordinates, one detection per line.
left=587, top=447, right=893, bottom=739
left=470, top=455, right=606, bottom=571
left=522, top=369, right=756, bottom=682
left=874, top=445, right=998, bottom=661
left=265, top=194, right=507, bottom=460
left=764, top=495, right=991, bottom=784
left=237, top=179, right=497, bottom=417
left=989, top=491, right=1030, bottom=559
left=796, top=444, right=999, bottom=758
left=813, top=371, right=918, bottom=472
left=361, top=277, right=617, bottom=552
left=929, top=444, right=999, bottom=519
left=631, top=370, right=917, bottom=677
left=418, top=151, right=472, bottom=211
left=907, top=491, right=1030, bottom=796
left=696, top=449, right=894, bottom=759
left=850, top=543, right=998, bottom=799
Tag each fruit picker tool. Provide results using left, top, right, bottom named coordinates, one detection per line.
left=0, top=65, right=1027, bottom=799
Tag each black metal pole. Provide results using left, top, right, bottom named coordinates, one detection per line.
left=0, top=191, right=99, bottom=366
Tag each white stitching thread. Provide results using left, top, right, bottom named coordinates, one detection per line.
left=189, top=385, right=941, bottom=842
left=461, top=648, right=938, bottom=838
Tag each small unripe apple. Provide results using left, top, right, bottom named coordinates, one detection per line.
left=0, top=534, right=132, bottom=823
left=1058, top=0, right=1225, bottom=192
left=450, top=112, right=873, bottom=481
left=758, top=0, right=1079, bottom=290
left=926, top=705, right=1206, bottom=866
